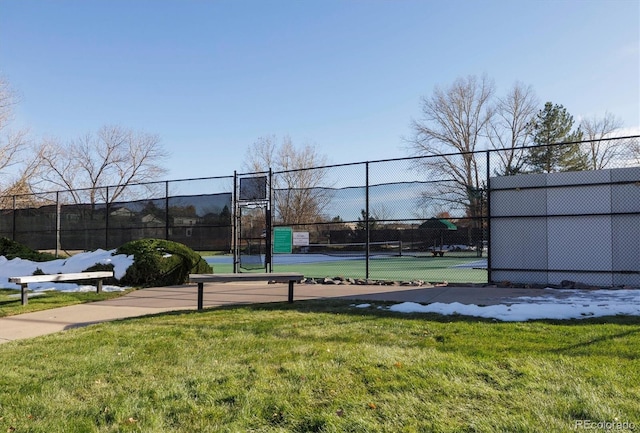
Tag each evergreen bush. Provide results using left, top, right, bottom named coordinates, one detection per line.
left=0, top=237, right=57, bottom=262
left=116, top=239, right=212, bottom=287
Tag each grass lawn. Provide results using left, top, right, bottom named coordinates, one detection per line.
left=0, top=289, right=134, bottom=318
left=0, top=300, right=638, bottom=432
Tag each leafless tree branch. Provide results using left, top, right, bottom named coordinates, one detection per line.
left=486, top=82, right=538, bottom=175
left=244, top=135, right=333, bottom=226
left=38, top=125, right=168, bottom=204
left=579, top=112, right=625, bottom=169
left=408, top=74, right=495, bottom=218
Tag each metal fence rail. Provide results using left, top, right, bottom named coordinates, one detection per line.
left=0, top=135, right=638, bottom=285
left=0, top=176, right=234, bottom=255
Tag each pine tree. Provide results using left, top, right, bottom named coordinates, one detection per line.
left=356, top=209, right=378, bottom=231
left=526, top=102, right=586, bottom=173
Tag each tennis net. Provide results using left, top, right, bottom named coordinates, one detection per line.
left=295, top=240, right=402, bottom=257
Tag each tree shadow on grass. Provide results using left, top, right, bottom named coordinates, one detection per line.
left=144, top=297, right=640, bottom=326
left=548, top=327, right=640, bottom=358
left=59, top=297, right=640, bottom=362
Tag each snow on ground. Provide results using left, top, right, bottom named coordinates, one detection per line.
left=2, top=251, right=639, bottom=321
left=353, top=288, right=640, bottom=321
left=0, top=249, right=134, bottom=293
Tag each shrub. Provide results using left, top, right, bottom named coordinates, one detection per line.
left=116, top=239, right=212, bottom=287
left=82, top=262, right=119, bottom=285
left=0, top=237, right=57, bottom=262
left=33, top=267, right=45, bottom=275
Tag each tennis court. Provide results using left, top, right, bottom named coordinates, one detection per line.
left=205, top=253, right=488, bottom=284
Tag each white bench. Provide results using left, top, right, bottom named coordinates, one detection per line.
left=189, top=272, right=304, bottom=310
left=8, top=271, right=115, bottom=306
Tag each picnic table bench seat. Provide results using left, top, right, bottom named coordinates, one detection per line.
left=8, top=271, right=115, bottom=306
left=188, top=272, right=304, bottom=310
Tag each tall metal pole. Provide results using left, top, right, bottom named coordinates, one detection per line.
left=12, top=195, right=16, bottom=241
left=365, top=162, right=370, bottom=280
left=105, top=187, right=109, bottom=249
left=165, top=181, right=170, bottom=240
left=56, top=191, right=61, bottom=257
left=266, top=169, right=273, bottom=273
left=485, top=150, right=492, bottom=284
left=232, top=171, right=238, bottom=273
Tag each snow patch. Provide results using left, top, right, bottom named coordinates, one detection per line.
left=1, top=249, right=133, bottom=292
left=385, top=288, right=640, bottom=321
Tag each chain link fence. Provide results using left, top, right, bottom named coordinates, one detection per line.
left=0, top=176, right=234, bottom=256
left=269, top=157, right=488, bottom=281
left=0, top=136, right=637, bottom=285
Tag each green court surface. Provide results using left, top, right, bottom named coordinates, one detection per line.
left=207, top=254, right=488, bottom=284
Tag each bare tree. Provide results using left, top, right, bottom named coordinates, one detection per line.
left=244, top=135, right=332, bottom=226
left=0, top=142, right=50, bottom=207
left=370, top=203, right=393, bottom=224
left=245, top=135, right=278, bottom=174
left=579, top=112, right=625, bottom=169
left=0, top=76, right=17, bottom=125
left=39, top=125, right=168, bottom=204
left=0, top=129, right=30, bottom=176
left=0, top=76, right=41, bottom=207
left=409, top=74, right=495, bottom=219
left=486, top=82, right=539, bottom=175
left=626, top=137, right=640, bottom=166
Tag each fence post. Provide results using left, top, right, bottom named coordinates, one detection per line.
left=105, top=187, right=110, bottom=250
left=232, top=171, right=238, bottom=274
left=266, top=169, right=273, bottom=273
left=11, top=195, right=16, bottom=241
left=365, top=162, right=370, bottom=280
left=165, top=181, right=170, bottom=241
left=486, top=150, right=491, bottom=284
left=56, top=191, right=61, bottom=257
left=233, top=170, right=240, bottom=274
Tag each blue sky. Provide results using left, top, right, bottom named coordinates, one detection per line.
left=1, top=0, right=638, bottom=181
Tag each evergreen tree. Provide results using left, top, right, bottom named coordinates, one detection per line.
left=526, top=102, right=586, bottom=173
left=356, top=209, right=378, bottom=231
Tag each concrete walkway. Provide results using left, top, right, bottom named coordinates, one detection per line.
left=0, top=282, right=553, bottom=344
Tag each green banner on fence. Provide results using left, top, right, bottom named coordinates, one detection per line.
left=273, top=227, right=293, bottom=254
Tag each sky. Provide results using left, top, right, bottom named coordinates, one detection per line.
left=2, top=248, right=640, bottom=321
left=1, top=0, right=639, bottom=182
